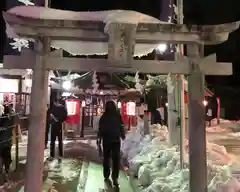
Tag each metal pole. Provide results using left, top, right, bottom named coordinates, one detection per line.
left=187, top=44, right=207, bottom=192
left=24, top=38, right=50, bottom=192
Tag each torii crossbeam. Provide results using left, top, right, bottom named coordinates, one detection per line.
left=2, top=6, right=239, bottom=192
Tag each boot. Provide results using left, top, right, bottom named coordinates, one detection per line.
left=112, top=178, right=119, bottom=187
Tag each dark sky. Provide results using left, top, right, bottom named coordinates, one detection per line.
left=1, top=0, right=240, bottom=87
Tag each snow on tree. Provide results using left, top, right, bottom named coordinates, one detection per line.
left=145, top=74, right=167, bottom=90
left=135, top=71, right=143, bottom=93
left=92, top=71, right=99, bottom=93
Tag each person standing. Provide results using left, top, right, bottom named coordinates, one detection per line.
left=0, top=105, right=14, bottom=176
left=48, top=99, right=67, bottom=160
left=151, top=109, right=162, bottom=125
left=97, top=101, right=125, bottom=187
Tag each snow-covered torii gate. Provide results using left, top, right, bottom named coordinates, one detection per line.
left=3, top=6, right=239, bottom=192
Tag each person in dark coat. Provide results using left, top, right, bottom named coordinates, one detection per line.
left=97, top=100, right=125, bottom=187
left=151, top=109, right=162, bottom=125
left=48, top=99, right=67, bottom=160
left=0, top=105, right=14, bottom=174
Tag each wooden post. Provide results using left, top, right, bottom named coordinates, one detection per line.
left=187, top=44, right=207, bottom=192
left=24, top=38, right=50, bottom=192
left=217, top=97, right=220, bottom=124
left=15, top=121, right=19, bottom=170
left=179, top=74, right=185, bottom=169
left=80, top=107, right=85, bottom=137
left=167, top=75, right=178, bottom=145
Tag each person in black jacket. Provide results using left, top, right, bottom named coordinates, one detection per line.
left=151, top=109, right=162, bottom=125
left=48, top=99, right=67, bottom=160
left=97, top=100, right=125, bottom=187
left=0, top=105, right=14, bottom=174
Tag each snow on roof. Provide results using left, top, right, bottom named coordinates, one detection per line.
left=8, top=6, right=165, bottom=24
left=6, top=6, right=169, bottom=56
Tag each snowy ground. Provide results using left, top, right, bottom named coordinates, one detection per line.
left=1, top=132, right=132, bottom=192
left=4, top=120, right=240, bottom=192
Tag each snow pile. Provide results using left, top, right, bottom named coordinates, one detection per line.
left=211, top=118, right=232, bottom=125
left=228, top=132, right=240, bottom=138
left=122, top=124, right=240, bottom=192
left=206, top=125, right=229, bottom=133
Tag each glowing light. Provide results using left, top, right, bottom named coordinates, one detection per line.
left=66, top=101, right=77, bottom=115
left=100, top=91, right=104, bottom=95
left=81, top=100, right=86, bottom=107
left=203, top=100, right=208, bottom=107
left=117, top=102, right=122, bottom=108
left=0, top=79, right=19, bottom=93
left=126, top=102, right=136, bottom=116
left=62, top=81, right=72, bottom=90
left=62, top=92, right=71, bottom=97
left=165, top=103, right=168, bottom=107
left=156, top=44, right=167, bottom=53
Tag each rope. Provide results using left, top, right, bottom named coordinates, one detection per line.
left=0, top=112, right=20, bottom=119
left=0, top=125, right=23, bottom=145
left=0, top=134, right=28, bottom=145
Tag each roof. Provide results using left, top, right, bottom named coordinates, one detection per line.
left=51, top=72, right=130, bottom=90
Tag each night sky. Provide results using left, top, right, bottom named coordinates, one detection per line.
left=0, top=1, right=240, bottom=91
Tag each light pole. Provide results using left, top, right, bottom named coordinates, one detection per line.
left=80, top=100, right=86, bottom=137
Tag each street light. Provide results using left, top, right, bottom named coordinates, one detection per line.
left=156, top=44, right=167, bottom=53
left=117, top=102, right=122, bottom=109
left=62, top=81, right=72, bottom=90
left=203, top=100, right=208, bottom=107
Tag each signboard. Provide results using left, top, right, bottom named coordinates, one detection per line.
left=108, top=23, right=136, bottom=65
left=0, top=79, right=19, bottom=93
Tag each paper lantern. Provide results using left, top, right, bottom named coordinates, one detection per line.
left=126, top=101, right=136, bottom=116
left=66, top=101, right=77, bottom=115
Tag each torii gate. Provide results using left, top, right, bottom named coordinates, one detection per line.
left=2, top=6, right=239, bottom=192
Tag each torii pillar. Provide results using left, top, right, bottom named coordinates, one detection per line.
left=187, top=44, right=207, bottom=192
left=24, top=38, right=50, bottom=192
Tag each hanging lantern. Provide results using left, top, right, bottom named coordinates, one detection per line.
left=66, top=100, right=77, bottom=115
left=117, top=102, right=122, bottom=109
left=126, top=101, right=136, bottom=116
